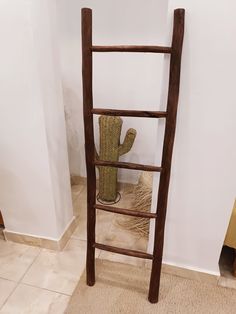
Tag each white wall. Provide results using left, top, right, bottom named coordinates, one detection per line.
left=57, top=0, right=168, bottom=183
left=58, top=0, right=236, bottom=275
left=31, top=0, right=73, bottom=236
left=0, top=0, right=73, bottom=239
left=149, top=0, right=236, bottom=275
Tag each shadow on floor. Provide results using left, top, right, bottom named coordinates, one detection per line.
left=219, top=245, right=236, bottom=279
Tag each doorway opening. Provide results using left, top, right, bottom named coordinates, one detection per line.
left=218, top=200, right=236, bottom=288
left=0, top=211, right=5, bottom=240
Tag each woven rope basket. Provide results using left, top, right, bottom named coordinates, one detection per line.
left=118, top=172, right=153, bottom=238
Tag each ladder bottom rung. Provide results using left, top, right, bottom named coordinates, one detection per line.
left=95, top=204, right=157, bottom=219
left=94, top=243, right=153, bottom=260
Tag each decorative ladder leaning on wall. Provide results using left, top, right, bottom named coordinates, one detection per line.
left=81, top=7, right=185, bottom=303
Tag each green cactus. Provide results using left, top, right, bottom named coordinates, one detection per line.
left=97, top=115, right=136, bottom=202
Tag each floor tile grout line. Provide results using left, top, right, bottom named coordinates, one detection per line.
left=18, top=237, right=88, bottom=297
left=72, top=193, right=82, bottom=205
left=0, top=246, right=81, bottom=310
left=0, top=247, right=42, bottom=311
left=0, top=276, right=18, bottom=311
left=63, top=238, right=87, bottom=252
left=18, top=248, right=42, bottom=284
left=19, top=282, right=72, bottom=297
left=72, top=184, right=86, bottom=203
left=0, top=280, right=18, bottom=311
left=0, top=277, right=17, bottom=284
left=0, top=184, right=149, bottom=310
left=1, top=185, right=146, bottom=310
left=0, top=281, right=72, bottom=311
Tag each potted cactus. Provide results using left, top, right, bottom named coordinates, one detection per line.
left=97, top=115, right=136, bottom=202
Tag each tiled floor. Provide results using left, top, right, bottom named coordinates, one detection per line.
left=0, top=182, right=147, bottom=313
left=2, top=182, right=235, bottom=312
left=72, top=183, right=148, bottom=266
left=0, top=237, right=87, bottom=313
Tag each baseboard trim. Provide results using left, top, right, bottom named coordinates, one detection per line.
left=3, top=216, right=78, bottom=251
left=145, top=260, right=219, bottom=285
left=71, top=175, right=87, bottom=186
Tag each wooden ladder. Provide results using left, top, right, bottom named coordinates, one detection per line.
left=81, top=7, right=185, bottom=303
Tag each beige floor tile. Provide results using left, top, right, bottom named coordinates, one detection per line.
left=114, top=190, right=135, bottom=209
left=72, top=182, right=134, bottom=218
left=97, top=213, right=148, bottom=267
left=71, top=184, right=85, bottom=203
left=96, top=211, right=115, bottom=243
left=0, top=279, right=16, bottom=309
left=98, top=250, right=146, bottom=267
left=72, top=183, right=139, bottom=241
left=0, top=284, right=69, bottom=314
left=0, top=240, right=40, bottom=281
left=72, top=220, right=87, bottom=241
left=71, top=184, right=88, bottom=239
left=218, top=276, right=236, bottom=289
left=72, top=210, right=115, bottom=243
left=72, top=186, right=87, bottom=217
left=102, top=214, right=147, bottom=249
left=72, top=182, right=147, bottom=267
left=22, top=239, right=96, bottom=295
left=71, top=208, right=87, bottom=241
left=0, top=228, right=5, bottom=241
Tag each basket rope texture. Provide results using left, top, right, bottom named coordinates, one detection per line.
left=97, top=115, right=136, bottom=202
left=118, top=172, right=153, bottom=238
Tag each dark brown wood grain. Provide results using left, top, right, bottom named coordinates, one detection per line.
left=95, top=204, right=157, bottom=218
left=94, top=160, right=162, bottom=172
left=94, top=243, right=153, bottom=259
left=82, top=8, right=96, bottom=287
left=148, top=8, right=185, bottom=303
left=92, top=45, right=171, bottom=53
left=92, top=108, right=167, bottom=118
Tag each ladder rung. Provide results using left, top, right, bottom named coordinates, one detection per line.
left=95, top=204, right=157, bottom=218
left=94, top=243, right=153, bottom=260
left=94, top=160, right=162, bottom=172
left=92, top=108, right=167, bottom=118
left=92, top=45, right=172, bottom=54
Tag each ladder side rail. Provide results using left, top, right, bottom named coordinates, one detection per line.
left=148, top=8, right=185, bottom=303
left=82, top=8, right=96, bottom=287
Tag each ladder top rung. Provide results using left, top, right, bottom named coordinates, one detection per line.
left=92, top=45, right=172, bottom=54
left=94, top=160, right=162, bottom=172
left=95, top=204, right=157, bottom=219
left=92, top=108, right=167, bottom=118
left=94, top=243, right=153, bottom=260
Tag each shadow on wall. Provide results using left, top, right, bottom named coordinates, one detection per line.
left=62, top=84, right=83, bottom=176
